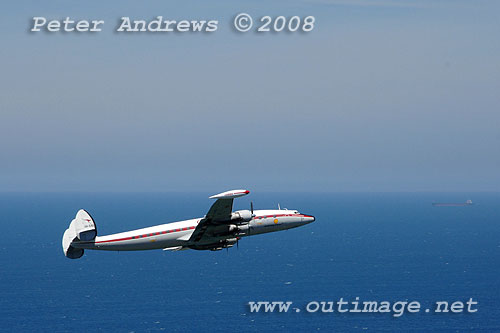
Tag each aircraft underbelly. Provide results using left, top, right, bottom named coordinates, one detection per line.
left=95, top=240, right=182, bottom=251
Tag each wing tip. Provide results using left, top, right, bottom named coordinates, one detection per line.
left=209, top=189, right=250, bottom=199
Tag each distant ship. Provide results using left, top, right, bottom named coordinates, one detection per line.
left=432, top=200, right=473, bottom=207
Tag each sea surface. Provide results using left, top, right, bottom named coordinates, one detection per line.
left=0, top=192, right=499, bottom=332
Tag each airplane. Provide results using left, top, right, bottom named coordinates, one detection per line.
left=62, top=189, right=315, bottom=259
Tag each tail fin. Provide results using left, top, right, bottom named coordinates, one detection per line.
left=62, top=209, right=97, bottom=259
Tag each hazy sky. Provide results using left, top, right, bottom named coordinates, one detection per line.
left=1, top=0, right=499, bottom=192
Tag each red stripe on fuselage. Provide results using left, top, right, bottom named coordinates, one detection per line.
left=253, top=214, right=310, bottom=219
left=94, top=225, right=196, bottom=244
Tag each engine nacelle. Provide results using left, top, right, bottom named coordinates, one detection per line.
left=214, top=224, right=248, bottom=237
left=207, top=238, right=239, bottom=251
left=227, top=224, right=238, bottom=233
left=235, top=224, right=249, bottom=235
left=231, top=210, right=253, bottom=222
left=224, top=238, right=238, bottom=248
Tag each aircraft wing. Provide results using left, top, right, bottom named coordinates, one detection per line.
left=205, top=197, right=234, bottom=222
left=189, top=189, right=249, bottom=243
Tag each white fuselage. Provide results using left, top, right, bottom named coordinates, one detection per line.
left=73, top=209, right=315, bottom=252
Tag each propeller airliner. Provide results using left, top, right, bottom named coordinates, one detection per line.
left=62, top=189, right=315, bottom=259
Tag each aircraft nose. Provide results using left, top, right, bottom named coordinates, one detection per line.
left=302, top=214, right=315, bottom=224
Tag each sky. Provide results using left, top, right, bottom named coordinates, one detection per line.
left=0, top=0, right=499, bottom=192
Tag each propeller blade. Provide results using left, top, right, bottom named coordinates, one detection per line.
left=251, top=201, right=254, bottom=215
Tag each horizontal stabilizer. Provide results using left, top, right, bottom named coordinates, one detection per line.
left=163, top=246, right=186, bottom=251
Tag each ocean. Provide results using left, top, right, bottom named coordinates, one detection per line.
left=0, top=192, right=499, bottom=331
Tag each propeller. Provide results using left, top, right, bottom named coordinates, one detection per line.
left=235, top=202, right=254, bottom=251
